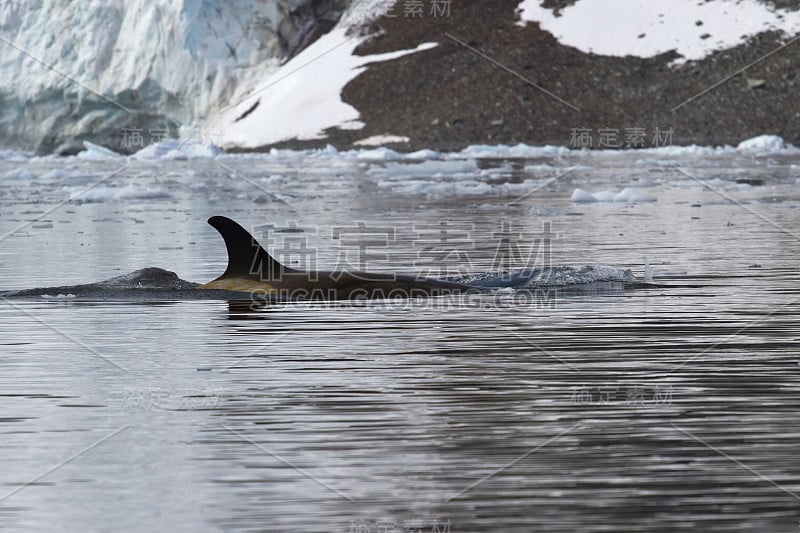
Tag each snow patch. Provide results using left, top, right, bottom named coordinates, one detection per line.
left=517, top=0, right=800, bottom=63
left=208, top=25, right=437, bottom=148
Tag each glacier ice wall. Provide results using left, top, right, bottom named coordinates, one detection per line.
left=0, top=0, right=343, bottom=153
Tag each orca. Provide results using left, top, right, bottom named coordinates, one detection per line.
left=199, top=216, right=478, bottom=300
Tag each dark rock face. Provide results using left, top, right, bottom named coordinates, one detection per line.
left=273, top=0, right=800, bottom=152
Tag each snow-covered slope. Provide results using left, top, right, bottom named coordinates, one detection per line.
left=0, top=0, right=342, bottom=153
left=517, top=0, right=800, bottom=63
left=206, top=24, right=436, bottom=149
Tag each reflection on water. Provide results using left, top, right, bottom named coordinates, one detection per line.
left=0, top=152, right=799, bottom=531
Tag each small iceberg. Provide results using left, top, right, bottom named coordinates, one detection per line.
left=354, top=147, right=404, bottom=160
left=77, top=141, right=121, bottom=160
left=132, top=139, right=222, bottom=160
left=736, top=135, right=786, bottom=152
left=353, top=134, right=410, bottom=147
left=571, top=187, right=657, bottom=203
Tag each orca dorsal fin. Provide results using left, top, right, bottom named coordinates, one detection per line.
left=207, top=216, right=289, bottom=281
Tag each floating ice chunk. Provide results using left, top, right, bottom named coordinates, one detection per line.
left=354, top=147, right=403, bottom=160
left=77, top=141, right=120, bottom=160
left=133, top=139, right=222, bottom=160
left=114, top=184, right=172, bottom=200
left=39, top=169, right=75, bottom=180
left=380, top=179, right=492, bottom=197
left=524, top=164, right=560, bottom=174
left=368, top=159, right=479, bottom=179
left=41, top=293, right=76, bottom=299
left=593, top=191, right=618, bottom=202
left=0, top=150, right=33, bottom=161
left=644, top=144, right=733, bottom=156
left=321, top=144, right=339, bottom=155
left=69, top=184, right=171, bottom=201
left=571, top=188, right=598, bottom=202
left=459, top=143, right=570, bottom=158
left=571, top=187, right=657, bottom=203
left=353, top=134, right=410, bottom=147
left=405, top=149, right=442, bottom=160
left=737, top=135, right=786, bottom=152
left=3, top=168, right=37, bottom=180
left=614, top=187, right=657, bottom=202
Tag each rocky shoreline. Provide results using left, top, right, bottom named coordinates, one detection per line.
left=258, top=0, right=800, bottom=153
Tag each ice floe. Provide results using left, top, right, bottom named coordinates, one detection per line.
left=571, top=187, right=657, bottom=203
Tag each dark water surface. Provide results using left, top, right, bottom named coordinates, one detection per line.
left=0, top=149, right=799, bottom=531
